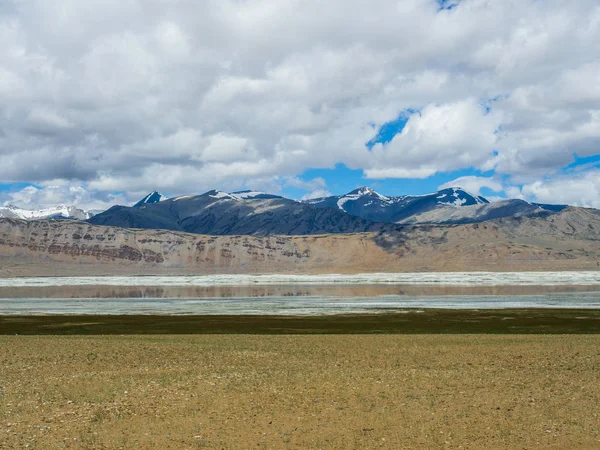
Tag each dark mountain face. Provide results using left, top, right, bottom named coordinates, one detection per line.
left=89, top=190, right=388, bottom=236
left=305, top=187, right=489, bottom=223
left=532, top=203, right=569, bottom=213
left=133, top=191, right=167, bottom=207
left=88, top=187, right=571, bottom=236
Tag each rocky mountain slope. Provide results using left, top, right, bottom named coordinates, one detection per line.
left=89, top=190, right=386, bottom=236
left=2, top=187, right=569, bottom=233
left=2, top=207, right=599, bottom=276
left=306, top=187, right=555, bottom=224
left=399, top=199, right=550, bottom=225
left=133, top=191, right=168, bottom=207
left=88, top=187, right=566, bottom=235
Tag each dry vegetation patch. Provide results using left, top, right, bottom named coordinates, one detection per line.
left=1, top=335, right=600, bottom=449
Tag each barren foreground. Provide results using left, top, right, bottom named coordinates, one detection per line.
left=1, top=335, right=599, bottom=449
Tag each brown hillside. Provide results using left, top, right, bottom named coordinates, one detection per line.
left=1, top=207, right=599, bottom=276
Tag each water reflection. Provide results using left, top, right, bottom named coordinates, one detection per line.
left=1, top=284, right=600, bottom=299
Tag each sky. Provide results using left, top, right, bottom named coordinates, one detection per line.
left=1, top=0, right=599, bottom=210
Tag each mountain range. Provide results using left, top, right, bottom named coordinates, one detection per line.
left=1, top=187, right=570, bottom=236
left=87, top=187, right=568, bottom=235
left=89, top=189, right=383, bottom=236
left=304, top=187, right=562, bottom=224
left=1, top=186, right=597, bottom=276
left=1, top=205, right=598, bottom=276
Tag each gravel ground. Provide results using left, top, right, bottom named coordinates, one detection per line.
left=1, top=334, right=599, bottom=449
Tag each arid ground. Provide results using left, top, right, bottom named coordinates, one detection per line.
left=1, top=334, right=599, bottom=449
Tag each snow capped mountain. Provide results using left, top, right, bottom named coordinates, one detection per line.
left=335, top=187, right=390, bottom=210
left=435, top=187, right=488, bottom=206
left=306, top=187, right=494, bottom=223
left=3, top=186, right=571, bottom=232
left=0, top=204, right=93, bottom=221
left=207, top=190, right=237, bottom=200
left=133, top=191, right=168, bottom=207
left=230, top=190, right=283, bottom=200
left=89, top=188, right=379, bottom=235
left=398, top=199, right=548, bottom=225
left=184, top=190, right=283, bottom=201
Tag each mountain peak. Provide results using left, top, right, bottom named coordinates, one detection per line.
left=346, top=186, right=389, bottom=199
left=435, top=187, right=488, bottom=206
left=133, top=191, right=168, bottom=207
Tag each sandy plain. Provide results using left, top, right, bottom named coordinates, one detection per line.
left=1, top=334, right=600, bottom=449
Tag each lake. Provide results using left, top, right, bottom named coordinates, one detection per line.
left=1, top=271, right=600, bottom=316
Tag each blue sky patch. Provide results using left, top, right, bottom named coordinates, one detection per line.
left=366, top=110, right=416, bottom=149
left=437, top=0, right=460, bottom=11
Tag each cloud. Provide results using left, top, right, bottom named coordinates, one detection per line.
left=438, top=176, right=503, bottom=197
left=516, top=170, right=600, bottom=208
left=285, top=177, right=332, bottom=200
left=366, top=99, right=502, bottom=178
left=0, top=181, right=131, bottom=211
left=301, top=190, right=332, bottom=201
left=0, top=0, right=598, bottom=207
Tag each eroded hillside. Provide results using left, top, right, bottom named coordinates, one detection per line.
left=1, top=207, right=599, bottom=276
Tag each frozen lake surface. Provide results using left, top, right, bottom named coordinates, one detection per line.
left=2, top=272, right=600, bottom=315
left=2, top=271, right=600, bottom=287
left=2, top=293, right=600, bottom=315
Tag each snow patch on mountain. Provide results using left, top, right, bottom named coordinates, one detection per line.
left=0, top=204, right=92, bottom=220
left=336, top=187, right=390, bottom=211
left=230, top=190, right=266, bottom=199
left=208, top=190, right=237, bottom=200
left=173, top=195, right=195, bottom=202
left=400, top=199, right=545, bottom=224
left=437, top=187, right=487, bottom=207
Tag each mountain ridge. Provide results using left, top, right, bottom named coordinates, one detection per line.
left=87, top=187, right=573, bottom=235
left=89, top=190, right=388, bottom=236
left=1, top=187, right=572, bottom=231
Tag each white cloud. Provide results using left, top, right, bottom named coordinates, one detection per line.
left=285, top=177, right=332, bottom=200
left=517, top=170, right=600, bottom=208
left=0, top=0, right=598, bottom=206
left=438, top=176, right=503, bottom=197
left=1, top=181, right=131, bottom=211
left=366, top=99, right=502, bottom=178
left=301, top=190, right=332, bottom=201
left=25, top=107, right=72, bottom=132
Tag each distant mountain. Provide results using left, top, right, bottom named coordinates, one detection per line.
left=3, top=187, right=571, bottom=231
left=398, top=199, right=549, bottom=225
left=532, top=203, right=569, bottom=213
left=305, top=187, right=490, bottom=223
left=0, top=204, right=93, bottom=221
left=133, top=191, right=168, bottom=207
left=89, top=189, right=386, bottom=236
left=89, top=186, right=574, bottom=235
left=4, top=206, right=600, bottom=276
left=229, top=190, right=283, bottom=200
